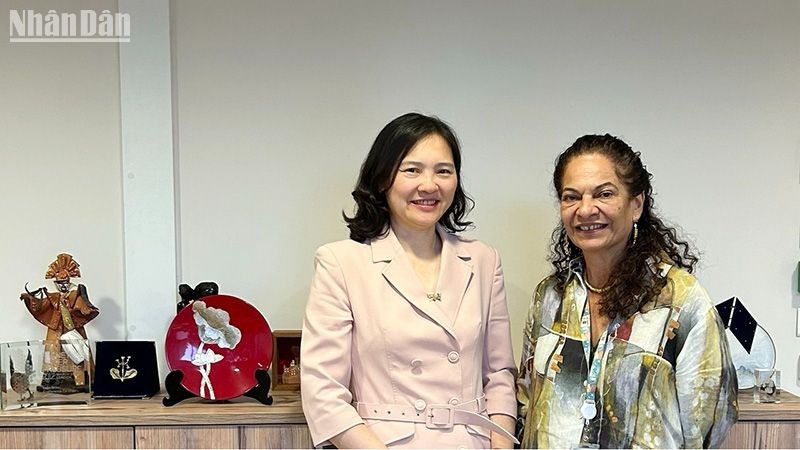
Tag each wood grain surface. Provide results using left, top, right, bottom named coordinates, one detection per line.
left=1, top=391, right=799, bottom=448
left=240, top=425, right=313, bottom=448
left=0, top=392, right=305, bottom=427
left=135, top=426, right=238, bottom=449
left=737, top=389, right=800, bottom=421
left=0, top=427, right=133, bottom=448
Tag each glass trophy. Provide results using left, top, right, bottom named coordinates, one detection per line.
left=0, top=339, right=92, bottom=410
left=753, top=368, right=781, bottom=404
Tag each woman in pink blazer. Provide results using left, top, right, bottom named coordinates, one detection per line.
left=301, top=113, right=517, bottom=448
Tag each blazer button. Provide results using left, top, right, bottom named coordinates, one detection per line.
left=410, top=358, right=423, bottom=368
left=449, top=397, right=460, bottom=406
left=414, top=399, right=427, bottom=411
left=447, top=351, right=460, bottom=363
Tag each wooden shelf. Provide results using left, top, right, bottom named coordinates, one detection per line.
left=0, top=392, right=311, bottom=448
left=722, top=391, right=800, bottom=448
left=2, top=390, right=796, bottom=425
left=1, top=390, right=798, bottom=448
left=0, top=392, right=305, bottom=427
left=737, top=390, right=800, bottom=421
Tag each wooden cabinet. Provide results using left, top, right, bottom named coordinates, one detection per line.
left=134, top=426, right=239, bottom=448
left=240, top=425, right=314, bottom=449
left=0, top=428, right=133, bottom=448
left=722, top=391, right=800, bottom=448
left=0, top=391, right=798, bottom=448
left=0, top=393, right=311, bottom=449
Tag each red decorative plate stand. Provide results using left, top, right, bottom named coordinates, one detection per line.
left=165, top=295, right=273, bottom=400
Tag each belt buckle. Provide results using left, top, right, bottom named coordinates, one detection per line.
left=425, top=405, right=454, bottom=429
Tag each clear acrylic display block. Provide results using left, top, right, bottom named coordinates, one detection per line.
left=753, top=368, right=781, bottom=404
left=0, top=339, right=92, bottom=410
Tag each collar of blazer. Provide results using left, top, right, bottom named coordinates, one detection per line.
left=370, top=225, right=474, bottom=340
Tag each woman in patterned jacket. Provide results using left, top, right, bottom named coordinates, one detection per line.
left=516, top=134, right=737, bottom=448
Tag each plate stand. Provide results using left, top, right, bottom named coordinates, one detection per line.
left=242, top=368, right=274, bottom=405
left=162, top=369, right=273, bottom=406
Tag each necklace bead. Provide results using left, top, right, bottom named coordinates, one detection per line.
left=583, top=275, right=608, bottom=294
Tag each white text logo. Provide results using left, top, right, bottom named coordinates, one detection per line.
left=9, top=9, right=130, bottom=43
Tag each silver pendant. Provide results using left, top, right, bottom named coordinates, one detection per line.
left=580, top=400, right=597, bottom=420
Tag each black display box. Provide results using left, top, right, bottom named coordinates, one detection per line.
left=92, top=341, right=160, bottom=399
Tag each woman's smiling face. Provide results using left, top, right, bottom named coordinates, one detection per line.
left=386, top=133, right=457, bottom=235
left=559, top=153, right=643, bottom=263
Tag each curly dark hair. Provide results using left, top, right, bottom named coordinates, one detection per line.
left=344, top=112, right=474, bottom=242
left=550, top=134, right=699, bottom=319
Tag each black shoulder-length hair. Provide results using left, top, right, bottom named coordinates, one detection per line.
left=343, top=112, right=474, bottom=243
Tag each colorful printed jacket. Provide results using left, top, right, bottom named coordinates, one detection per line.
left=516, top=261, right=738, bottom=448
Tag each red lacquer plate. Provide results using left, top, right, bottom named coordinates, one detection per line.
left=165, top=294, right=273, bottom=400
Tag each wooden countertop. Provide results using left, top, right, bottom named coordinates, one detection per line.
left=0, top=392, right=306, bottom=427
left=737, top=389, right=800, bottom=421
left=0, top=390, right=798, bottom=427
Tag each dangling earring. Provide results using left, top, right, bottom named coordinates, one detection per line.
left=631, top=221, right=639, bottom=247
left=562, top=231, right=572, bottom=256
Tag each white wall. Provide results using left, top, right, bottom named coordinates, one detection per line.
left=172, top=0, right=800, bottom=389
left=0, top=0, right=125, bottom=343
left=2, top=0, right=799, bottom=392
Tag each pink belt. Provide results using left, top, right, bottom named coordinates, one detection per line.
left=353, top=396, right=518, bottom=444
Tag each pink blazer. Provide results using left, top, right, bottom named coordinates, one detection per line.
left=301, top=227, right=517, bottom=448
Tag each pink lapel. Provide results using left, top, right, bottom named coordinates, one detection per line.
left=371, top=226, right=473, bottom=340
left=437, top=229, right=474, bottom=327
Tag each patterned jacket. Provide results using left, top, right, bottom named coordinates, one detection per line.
left=516, top=260, right=738, bottom=448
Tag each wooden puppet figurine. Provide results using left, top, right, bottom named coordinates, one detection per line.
left=19, top=253, right=99, bottom=391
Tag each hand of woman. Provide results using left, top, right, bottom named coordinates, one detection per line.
left=329, top=424, right=387, bottom=449
left=489, top=414, right=516, bottom=449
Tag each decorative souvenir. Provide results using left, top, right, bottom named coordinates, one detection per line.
left=19, top=253, right=98, bottom=392
left=0, top=339, right=92, bottom=410
left=754, top=368, right=781, bottom=403
left=93, top=341, right=160, bottom=399
left=716, top=296, right=776, bottom=389
left=164, top=294, right=273, bottom=403
left=272, top=330, right=302, bottom=391
left=282, top=360, right=300, bottom=384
